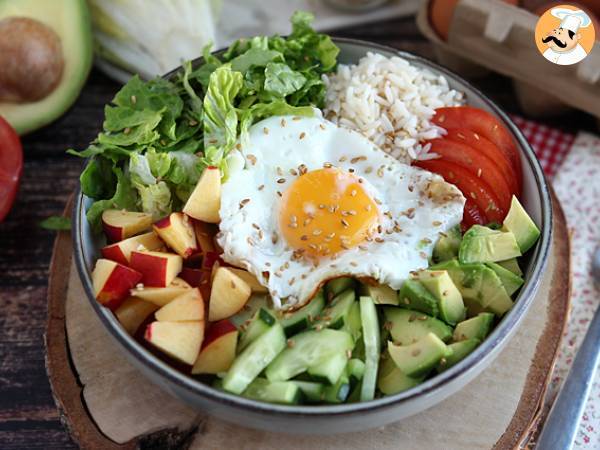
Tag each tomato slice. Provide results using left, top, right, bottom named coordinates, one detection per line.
left=0, top=116, right=23, bottom=222
left=432, top=107, right=522, bottom=180
left=414, top=159, right=506, bottom=223
left=426, top=138, right=512, bottom=213
left=463, top=199, right=487, bottom=228
left=442, top=128, right=520, bottom=195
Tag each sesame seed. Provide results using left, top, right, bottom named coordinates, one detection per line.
left=470, top=192, right=477, bottom=200
left=326, top=232, right=336, bottom=239
left=349, top=168, right=355, bottom=173
left=287, top=339, right=295, bottom=348
left=432, top=221, right=442, bottom=226
left=412, top=349, right=421, bottom=357
left=247, top=237, right=255, bottom=246
left=136, top=283, right=144, bottom=289
left=339, top=156, right=347, bottom=162
left=258, top=230, right=264, bottom=240
left=290, top=168, right=298, bottom=176
left=293, top=116, right=301, bottom=121
left=375, top=237, right=384, bottom=243
left=252, top=223, right=260, bottom=230
left=288, top=223, right=298, bottom=229
left=280, top=118, right=286, bottom=127
left=247, top=154, right=257, bottom=165
left=277, top=191, right=282, bottom=197
left=477, top=168, right=482, bottom=177
left=258, top=184, right=264, bottom=191
left=377, top=166, right=385, bottom=177
left=341, top=219, right=349, bottom=228
left=312, top=229, right=322, bottom=236
left=263, top=127, right=269, bottom=135
left=365, top=166, right=373, bottom=174
left=319, top=124, right=326, bottom=130
left=299, top=132, right=306, bottom=140
left=438, top=114, right=446, bottom=123
left=365, top=204, right=372, bottom=212
left=123, top=127, right=131, bottom=135
left=350, top=156, right=367, bottom=164
left=375, top=198, right=382, bottom=205
left=274, top=272, right=282, bottom=278
left=239, top=198, right=250, bottom=208
left=271, top=233, right=278, bottom=244
left=440, top=358, right=447, bottom=366
left=377, top=225, right=383, bottom=234
left=473, top=133, right=480, bottom=140
left=288, top=277, right=296, bottom=286
left=303, top=218, right=312, bottom=226
left=350, top=261, right=358, bottom=267
left=130, top=95, right=137, bottom=104
left=301, top=235, right=308, bottom=241
left=323, top=162, right=333, bottom=168
left=417, top=315, right=428, bottom=321
left=298, top=164, right=307, bottom=174
left=231, top=280, right=237, bottom=289
left=457, top=133, right=465, bottom=139
left=290, top=215, right=297, bottom=223
left=408, top=185, right=414, bottom=192
left=420, top=252, right=428, bottom=259
left=358, top=245, right=368, bottom=250
left=350, top=189, right=357, bottom=197
left=318, top=204, right=326, bottom=209
left=403, top=297, right=410, bottom=305
left=309, top=244, right=318, bottom=250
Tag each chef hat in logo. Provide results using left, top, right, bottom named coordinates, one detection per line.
left=551, top=8, right=592, bottom=33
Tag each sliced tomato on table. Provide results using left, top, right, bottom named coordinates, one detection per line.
left=431, top=106, right=522, bottom=185
left=0, top=116, right=23, bottom=222
left=442, top=128, right=520, bottom=195
left=414, top=159, right=506, bottom=224
left=426, top=138, right=513, bottom=213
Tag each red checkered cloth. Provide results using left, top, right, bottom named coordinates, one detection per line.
left=511, top=115, right=575, bottom=178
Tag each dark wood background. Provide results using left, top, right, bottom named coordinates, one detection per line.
left=0, top=16, right=594, bottom=449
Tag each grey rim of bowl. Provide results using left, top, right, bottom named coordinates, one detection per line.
left=73, top=37, right=552, bottom=418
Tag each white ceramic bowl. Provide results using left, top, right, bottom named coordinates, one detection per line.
left=73, top=38, right=552, bottom=434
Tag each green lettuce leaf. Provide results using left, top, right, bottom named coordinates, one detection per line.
left=137, top=181, right=172, bottom=220
left=263, top=62, right=306, bottom=97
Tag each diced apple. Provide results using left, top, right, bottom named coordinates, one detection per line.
left=130, top=251, right=182, bottom=287
left=131, top=284, right=190, bottom=307
left=228, top=268, right=268, bottom=294
left=115, top=297, right=159, bottom=335
left=102, top=209, right=152, bottom=243
left=101, top=232, right=164, bottom=266
left=183, top=166, right=221, bottom=223
left=155, top=288, right=205, bottom=322
left=192, top=320, right=238, bottom=374
left=209, top=267, right=252, bottom=321
left=193, top=220, right=217, bottom=254
left=92, top=259, right=143, bottom=310
left=145, top=321, right=204, bottom=365
left=153, top=212, right=198, bottom=258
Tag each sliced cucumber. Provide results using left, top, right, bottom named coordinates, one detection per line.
left=222, top=323, right=286, bottom=395
left=384, top=308, right=453, bottom=345
left=322, top=373, right=351, bottom=404
left=388, top=332, right=452, bottom=378
left=278, top=291, right=325, bottom=337
left=359, top=296, right=380, bottom=402
left=360, top=283, right=399, bottom=306
left=312, top=289, right=356, bottom=330
left=230, top=294, right=270, bottom=328
left=238, top=308, right=276, bottom=352
left=291, top=380, right=324, bottom=403
left=325, top=277, right=356, bottom=299
left=242, top=378, right=301, bottom=404
left=347, top=358, right=366, bottom=386
left=307, top=351, right=349, bottom=385
left=437, top=338, right=481, bottom=372
left=265, top=329, right=353, bottom=382
left=377, top=354, right=424, bottom=395
left=343, top=301, right=362, bottom=342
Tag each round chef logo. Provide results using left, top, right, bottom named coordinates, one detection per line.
left=535, top=4, right=595, bottom=65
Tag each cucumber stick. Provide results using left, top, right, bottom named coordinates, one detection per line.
left=359, top=296, right=380, bottom=401
left=238, top=308, right=276, bottom=352
left=222, top=323, right=286, bottom=395
left=242, top=378, right=301, bottom=404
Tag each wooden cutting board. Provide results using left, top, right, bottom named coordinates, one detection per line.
left=45, top=192, right=570, bottom=449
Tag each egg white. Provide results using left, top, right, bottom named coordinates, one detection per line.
left=217, top=114, right=465, bottom=309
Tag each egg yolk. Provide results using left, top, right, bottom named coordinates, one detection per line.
left=279, top=168, right=379, bottom=258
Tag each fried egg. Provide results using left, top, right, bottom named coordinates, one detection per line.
left=217, top=114, right=465, bottom=309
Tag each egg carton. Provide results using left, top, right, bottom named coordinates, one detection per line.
left=416, top=0, right=600, bottom=119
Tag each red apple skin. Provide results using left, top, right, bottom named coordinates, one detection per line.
left=103, top=223, right=124, bottom=243
left=97, top=265, right=142, bottom=310
left=180, top=267, right=203, bottom=287
left=153, top=216, right=171, bottom=229
left=101, top=244, right=128, bottom=266
left=202, top=320, right=237, bottom=349
left=130, top=252, right=167, bottom=287
left=202, top=252, right=225, bottom=270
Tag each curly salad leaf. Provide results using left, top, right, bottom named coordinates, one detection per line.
left=70, top=11, right=338, bottom=231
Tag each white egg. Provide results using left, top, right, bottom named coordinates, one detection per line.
left=217, top=114, right=465, bottom=309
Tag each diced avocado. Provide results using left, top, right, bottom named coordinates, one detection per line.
left=388, top=333, right=452, bottom=377
left=414, top=270, right=465, bottom=325
left=497, top=258, right=523, bottom=276
left=359, top=296, right=380, bottom=401
left=360, top=282, right=399, bottom=306
left=265, top=329, right=353, bottom=383
left=242, top=378, right=301, bottom=405
left=377, top=354, right=424, bottom=395
left=312, top=289, right=356, bottom=331
left=278, top=290, right=325, bottom=336
left=0, top=0, right=93, bottom=134
left=383, top=308, right=452, bottom=345
left=430, top=260, right=514, bottom=317
left=458, top=225, right=521, bottom=264
left=398, top=279, right=439, bottom=317
left=453, top=313, right=494, bottom=342
left=433, top=225, right=462, bottom=263
left=222, top=323, right=286, bottom=395
left=291, top=381, right=324, bottom=403
left=325, top=277, right=355, bottom=299
left=322, top=373, right=351, bottom=403
left=238, top=307, right=276, bottom=352
left=307, top=351, right=349, bottom=385
left=502, top=196, right=541, bottom=253
left=437, top=338, right=481, bottom=372
left=486, top=262, right=524, bottom=296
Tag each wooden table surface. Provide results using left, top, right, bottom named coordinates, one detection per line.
left=0, top=16, right=594, bottom=449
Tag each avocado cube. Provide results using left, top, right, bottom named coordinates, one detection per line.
left=436, top=338, right=481, bottom=372
left=502, top=196, right=541, bottom=253
left=497, top=258, right=523, bottom=276
left=384, top=308, right=452, bottom=345
left=432, top=225, right=462, bottom=263
left=398, top=279, right=439, bottom=317
left=360, top=283, right=399, bottom=306
left=458, top=225, right=521, bottom=264
left=414, top=270, right=465, bottom=325
left=377, top=354, right=424, bottom=395
left=453, top=313, right=494, bottom=342
left=486, top=262, right=524, bottom=296
left=387, top=333, right=453, bottom=377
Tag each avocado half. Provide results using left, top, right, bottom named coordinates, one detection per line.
left=0, top=0, right=93, bottom=135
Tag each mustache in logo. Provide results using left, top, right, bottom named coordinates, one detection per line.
left=542, top=35, right=567, bottom=48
